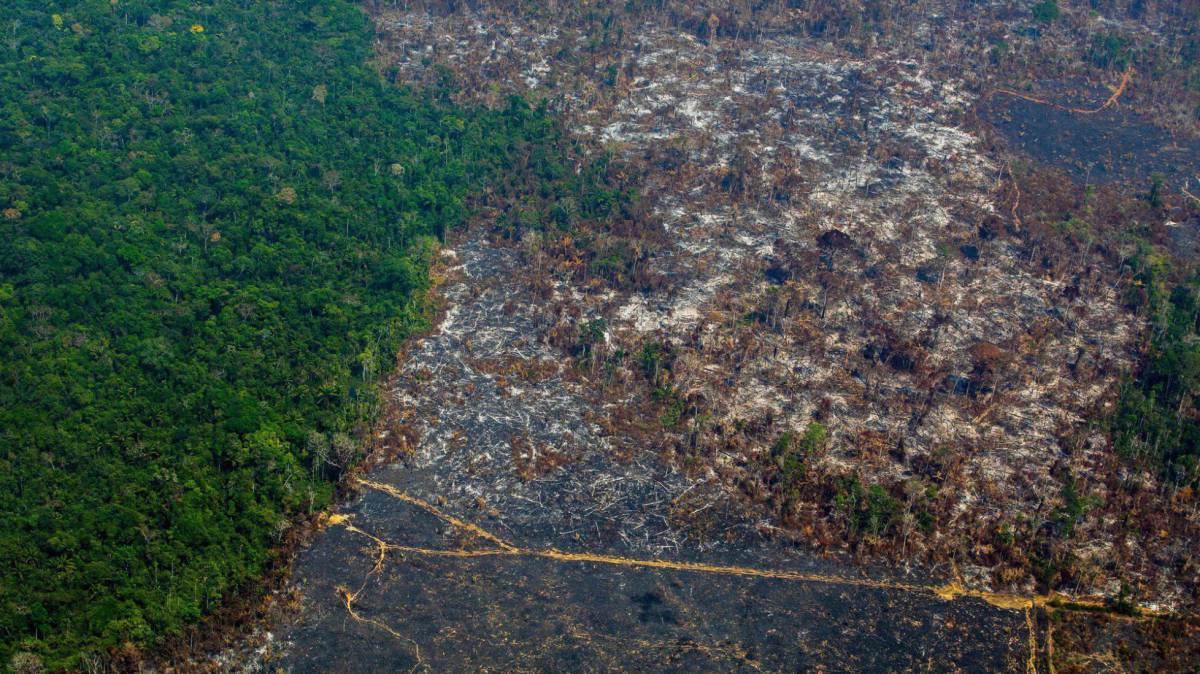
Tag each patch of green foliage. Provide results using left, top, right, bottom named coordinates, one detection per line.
left=655, top=386, right=687, bottom=427
left=834, top=476, right=902, bottom=538
left=798, top=422, right=828, bottom=453
left=639, top=341, right=671, bottom=387
left=586, top=236, right=644, bottom=287
left=1053, top=473, right=1101, bottom=538
left=1145, top=173, right=1166, bottom=210
left=572, top=318, right=607, bottom=369
left=773, top=422, right=827, bottom=486
left=0, top=1, right=610, bottom=668
left=1087, top=32, right=1130, bottom=70
left=1114, top=245, right=1200, bottom=488
left=1032, top=0, right=1060, bottom=24
left=989, top=38, right=1010, bottom=65
left=636, top=341, right=687, bottom=427
left=492, top=152, right=635, bottom=247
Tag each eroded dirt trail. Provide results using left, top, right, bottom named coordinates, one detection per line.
left=254, top=239, right=1035, bottom=672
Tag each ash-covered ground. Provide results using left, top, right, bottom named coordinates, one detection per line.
left=369, top=0, right=1200, bottom=611
left=208, top=3, right=1200, bottom=672
left=247, top=237, right=1033, bottom=673
left=370, top=6, right=1197, bottom=608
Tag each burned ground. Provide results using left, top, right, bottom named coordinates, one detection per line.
left=981, top=80, right=1200, bottom=188
left=234, top=236, right=1036, bottom=673
left=202, top=2, right=1200, bottom=671
left=365, top=2, right=1198, bottom=606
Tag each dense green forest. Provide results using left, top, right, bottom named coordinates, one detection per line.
left=0, top=1, right=625, bottom=668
